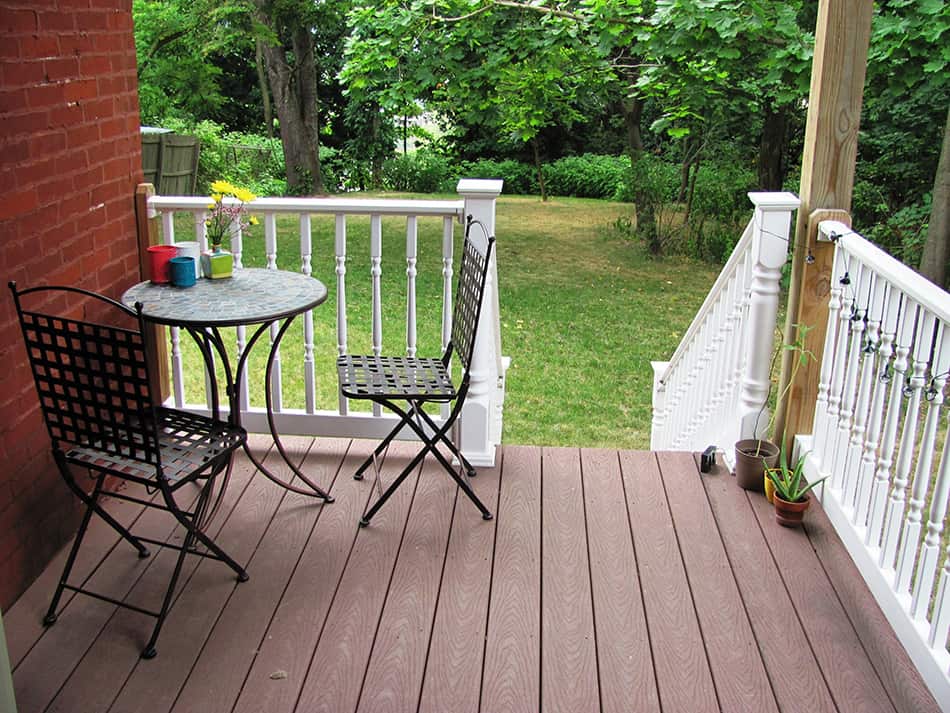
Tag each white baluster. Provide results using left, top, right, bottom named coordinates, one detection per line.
left=264, top=212, right=281, bottom=411
left=406, top=215, right=418, bottom=357
left=236, top=325, right=249, bottom=412
left=264, top=213, right=278, bottom=270
left=868, top=293, right=911, bottom=549
left=161, top=210, right=175, bottom=245
left=230, top=213, right=243, bottom=269
left=928, top=539, right=950, bottom=648
left=896, top=314, right=940, bottom=594
left=912, top=333, right=950, bottom=620
left=854, top=280, right=890, bottom=526
left=335, top=214, right=348, bottom=415
left=441, top=216, right=454, bottom=421
left=370, top=213, right=383, bottom=417
left=842, top=267, right=875, bottom=508
left=171, top=326, right=184, bottom=407
left=194, top=211, right=209, bottom=252
left=881, top=300, right=924, bottom=570
left=301, top=213, right=316, bottom=414
left=831, top=262, right=867, bottom=491
left=813, top=245, right=844, bottom=464
left=822, top=260, right=858, bottom=489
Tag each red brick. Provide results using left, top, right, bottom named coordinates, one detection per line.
left=79, top=54, right=109, bottom=76
left=29, top=130, right=68, bottom=157
left=44, top=56, right=79, bottom=81
left=81, top=96, right=111, bottom=121
left=0, top=187, right=39, bottom=221
left=25, top=81, right=65, bottom=110
left=0, top=86, right=29, bottom=113
left=18, top=34, right=59, bottom=58
left=65, top=121, right=98, bottom=148
left=63, top=77, right=96, bottom=102
left=36, top=175, right=75, bottom=205
left=0, top=60, right=45, bottom=89
left=4, top=110, right=50, bottom=138
left=37, top=11, right=77, bottom=33
left=2, top=9, right=40, bottom=34
left=47, top=101, right=84, bottom=128
left=73, top=10, right=109, bottom=31
left=58, top=33, right=95, bottom=56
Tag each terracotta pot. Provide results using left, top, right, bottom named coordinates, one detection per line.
left=734, top=439, right=779, bottom=491
left=774, top=492, right=811, bottom=527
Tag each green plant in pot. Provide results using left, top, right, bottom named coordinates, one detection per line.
left=765, top=444, right=827, bottom=527
left=734, top=325, right=814, bottom=492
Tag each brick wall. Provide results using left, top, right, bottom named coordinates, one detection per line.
left=0, top=0, right=143, bottom=611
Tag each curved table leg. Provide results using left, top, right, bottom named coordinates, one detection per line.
left=235, top=318, right=334, bottom=502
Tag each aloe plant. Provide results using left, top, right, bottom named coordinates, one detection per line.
left=765, top=444, right=826, bottom=503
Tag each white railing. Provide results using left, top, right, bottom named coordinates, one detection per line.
left=802, top=220, right=950, bottom=706
left=650, top=192, right=800, bottom=464
left=147, top=179, right=508, bottom=466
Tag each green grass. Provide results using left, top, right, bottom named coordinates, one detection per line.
left=171, top=194, right=719, bottom=449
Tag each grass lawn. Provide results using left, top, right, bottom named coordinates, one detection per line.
left=172, top=194, right=720, bottom=450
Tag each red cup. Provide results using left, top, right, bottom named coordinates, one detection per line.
left=147, top=245, right=178, bottom=283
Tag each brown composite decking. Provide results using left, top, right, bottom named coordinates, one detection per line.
left=5, top=437, right=942, bottom=713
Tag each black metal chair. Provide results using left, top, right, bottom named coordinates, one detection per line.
left=9, top=282, right=249, bottom=659
left=337, top=217, right=495, bottom=527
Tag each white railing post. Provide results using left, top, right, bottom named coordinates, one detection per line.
left=457, top=178, right=505, bottom=466
left=736, top=193, right=799, bottom=439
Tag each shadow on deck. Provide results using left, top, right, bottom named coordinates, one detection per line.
left=5, top=438, right=941, bottom=712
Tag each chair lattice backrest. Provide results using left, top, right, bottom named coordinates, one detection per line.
left=11, top=286, right=159, bottom=464
left=451, top=223, right=495, bottom=372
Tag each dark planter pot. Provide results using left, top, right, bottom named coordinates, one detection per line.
left=734, top=439, right=780, bottom=491
left=773, top=492, right=811, bottom=527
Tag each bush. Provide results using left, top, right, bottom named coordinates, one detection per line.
left=542, top=154, right=630, bottom=199
left=454, top=158, right=536, bottom=194
left=382, top=151, right=452, bottom=193
left=685, top=161, right=757, bottom=261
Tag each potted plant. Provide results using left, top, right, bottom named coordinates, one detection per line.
left=766, top=444, right=827, bottom=527
left=202, top=180, right=257, bottom=279
left=735, top=325, right=814, bottom=491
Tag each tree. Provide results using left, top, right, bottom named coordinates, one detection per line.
left=861, top=0, right=949, bottom=283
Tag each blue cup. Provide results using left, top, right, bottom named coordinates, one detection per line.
left=169, top=256, right=197, bottom=287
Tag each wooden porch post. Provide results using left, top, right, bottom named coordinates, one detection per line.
left=134, top=183, right=171, bottom=404
left=773, top=0, right=874, bottom=447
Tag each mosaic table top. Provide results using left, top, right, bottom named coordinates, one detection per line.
left=122, top=268, right=328, bottom=327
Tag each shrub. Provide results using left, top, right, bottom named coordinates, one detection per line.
left=454, top=158, right=536, bottom=194
left=382, top=151, right=452, bottom=193
left=542, top=154, right=630, bottom=199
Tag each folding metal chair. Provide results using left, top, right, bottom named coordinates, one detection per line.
left=9, top=283, right=248, bottom=659
left=337, top=217, right=495, bottom=527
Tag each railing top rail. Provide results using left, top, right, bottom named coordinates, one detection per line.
left=820, top=220, right=950, bottom=325
left=148, top=194, right=465, bottom=219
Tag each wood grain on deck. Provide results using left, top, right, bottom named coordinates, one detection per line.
left=7, top=442, right=940, bottom=713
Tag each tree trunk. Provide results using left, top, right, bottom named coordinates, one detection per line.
left=255, top=39, right=273, bottom=138
left=532, top=138, right=547, bottom=202
left=919, top=103, right=950, bottom=287
left=758, top=103, right=788, bottom=190
left=258, top=28, right=324, bottom=194
left=619, top=84, right=659, bottom=252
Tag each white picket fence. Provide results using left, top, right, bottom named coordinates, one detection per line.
left=803, top=219, right=950, bottom=706
left=147, top=179, right=508, bottom=466
left=650, top=192, right=800, bottom=465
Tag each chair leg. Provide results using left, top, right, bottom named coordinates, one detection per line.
left=359, top=443, right=430, bottom=527
left=159, top=480, right=248, bottom=583
left=56, top=454, right=151, bottom=559
left=44, top=476, right=103, bottom=626
left=353, top=418, right=404, bottom=480
left=141, top=479, right=212, bottom=659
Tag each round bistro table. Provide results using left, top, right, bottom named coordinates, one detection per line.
left=123, top=268, right=333, bottom=502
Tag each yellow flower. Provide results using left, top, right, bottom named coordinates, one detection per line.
left=249, top=216, right=259, bottom=225
left=233, top=187, right=257, bottom=203
left=210, top=179, right=236, bottom=194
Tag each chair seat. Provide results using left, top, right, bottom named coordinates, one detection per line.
left=337, top=354, right=456, bottom=401
left=66, top=407, right=246, bottom=484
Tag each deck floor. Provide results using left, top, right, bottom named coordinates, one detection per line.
left=5, top=437, right=941, bottom=713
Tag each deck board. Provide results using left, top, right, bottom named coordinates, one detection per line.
left=7, top=441, right=941, bottom=713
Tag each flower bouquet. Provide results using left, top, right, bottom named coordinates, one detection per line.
left=202, top=180, right=257, bottom=279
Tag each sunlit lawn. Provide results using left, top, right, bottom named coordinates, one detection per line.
left=171, top=194, right=719, bottom=449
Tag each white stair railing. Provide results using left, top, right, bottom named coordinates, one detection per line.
left=650, top=192, right=800, bottom=463
left=803, top=220, right=950, bottom=707
left=147, top=180, right=508, bottom=466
